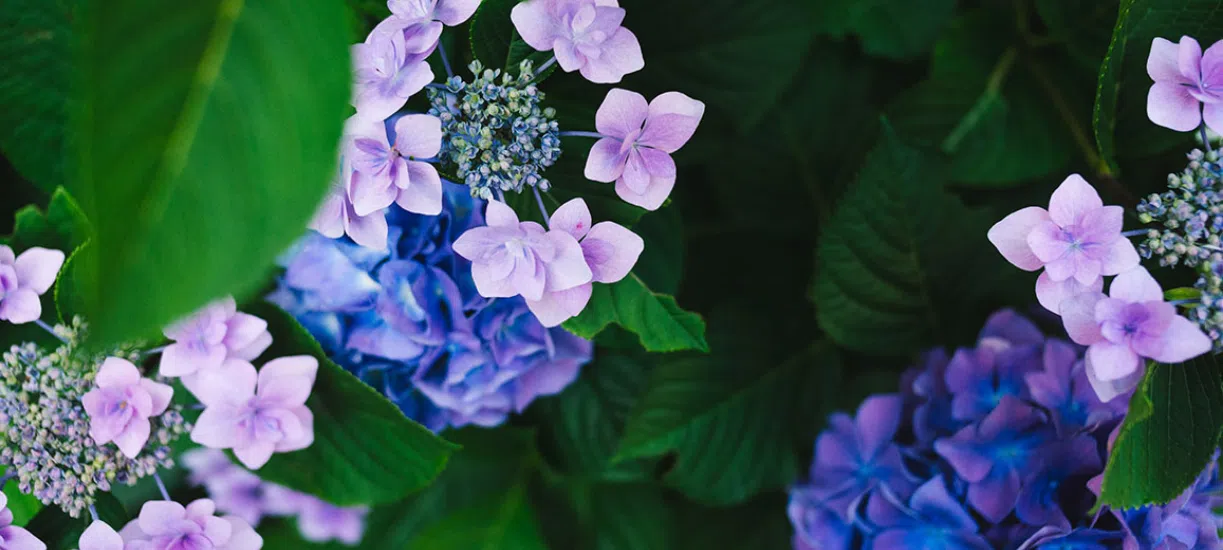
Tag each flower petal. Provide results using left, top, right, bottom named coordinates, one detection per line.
left=582, top=221, right=643, bottom=283
left=138, top=501, right=187, bottom=536
left=594, top=88, right=648, bottom=138
left=548, top=198, right=592, bottom=240
left=639, top=92, right=705, bottom=153
left=394, top=114, right=443, bottom=158
left=0, top=288, right=41, bottom=324
left=434, top=0, right=480, bottom=25
left=345, top=204, right=390, bottom=249
left=1148, top=37, right=1185, bottom=81
left=584, top=137, right=629, bottom=182
left=484, top=200, right=520, bottom=228
left=113, top=418, right=151, bottom=458
left=615, top=171, right=674, bottom=211
left=1047, top=174, right=1103, bottom=227
left=1178, top=35, right=1204, bottom=81
left=1087, top=342, right=1142, bottom=381
left=1100, top=237, right=1140, bottom=275
left=1108, top=266, right=1163, bottom=302
left=578, top=27, right=644, bottom=83
left=510, top=0, right=560, bottom=51
left=1035, top=270, right=1102, bottom=313
left=1148, top=80, right=1202, bottom=132
left=1085, top=356, right=1143, bottom=403
left=1060, top=291, right=1106, bottom=345
left=525, top=284, right=592, bottom=327
left=988, top=207, right=1051, bottom=271
left=1148, top=316, right=1212, bottom=363
left=188, top=359, right=257, bottom=407
left=13, top=247, right=64, bottom=294
left=234, top=440, right=277, bottom=470
left=97, top=357, right=142, bottom=388
left=140, top=379, right=174, bottom=416
left=257, top=355, right=318, bottom=407
left=543, top=231, right=594, bottom=292
left=395, top=161, right=443, bottom=215
left=80, top=521, right=124, bottom=550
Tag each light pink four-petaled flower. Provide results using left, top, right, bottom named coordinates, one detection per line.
left=584, top=88, right=705, bottom=210
left=511, top=0, right=645, bottom=83
left=452, top=200, right=593, bottom=302
left=1060, top=267, right=1212, bottom=402
left=352, top=22, right=436, bottom=120
left=117, top=499, right=262, bottom=550
left=190, top=356, right=317, bottom=470
left=987, top=174, right=1139, bottom=313
left=526, top=198, right=643, bottom=326
left=1147, top=36, right=1223, bottom=133
left=347, top=114, right=444, bottom=217
left=310, top=165, right=391, bottom=250
left=161, top=296, right=272, bottom=381
left=82, top=358, right=174, bottom=459
left=0, top=245, right=64, bottom=325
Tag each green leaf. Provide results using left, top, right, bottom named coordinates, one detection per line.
left=563, top=274, right=708, bottom=353
left=886, top=12, right=1079, bottom=186
left=469, top=0, right=517, bottom=69
left=72, top=0, right=351, bottom=345
left=537, top=351, right=657, bottom=481
left=1099, top=354, right=1223, bottom=509
left=1165, top=287, right=1203, bottom=302
left=615, top=311, right=845, bottom=504
left=631, top=206, right=684, bottom=296
left=0, top=187, right=90, bottom=253
left=54, top=240, right=89, bottom=323
left=359, top=428, right=541, bottom=548
left=616, top=0, right=816, bottom=132
left=1093, top=0, right=1223, bottom=169
left=412, top=483, right=547, bottom=550
left=584, top=483, right=674, bottom=550
left=812, top=126, right=999, bottom=356
left=241, top=302, right=459, bottom=507
left=675, top=493, right=792, bottom=550
left=0, top=0, right=73, bottom=191
left=3, top=481, right=41, bottom=527
left=809, top=0, right=956, bottom=60
left=25, top=492, right=127, bottom=547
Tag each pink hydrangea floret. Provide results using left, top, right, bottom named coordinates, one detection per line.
left=82, top=358, right=174, bottom=458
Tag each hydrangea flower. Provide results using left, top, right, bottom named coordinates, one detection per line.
left=82, top=357, right=175, bottom=458
left=788, top=308, right=1222, bottom=550
left=1147, top=36, right=1223, bottom=132
left=160, top=296, right=272, bottom=379
left=80, top=521, right=121, bottom=550
left=272, top=182, right=594, bottom=430
left=348, top=114, right=444, bottom=217
left=528, top=198, right=643, bottom=326
left=310, top=167, right=393, bottom=250
left=388, top=0, right=480, bottom=26
left=987, top=174, right=1138, bottom=312
left=118, top=499, right=261, bottom=550
left=190, top=356, right=317, bottom=469
left=1061, top=267, right=1211, bottom=402
left=511, top=0, right=645, bottom=83
left=583, top=89, right=705, bottom=210
left=452, top=200, right=592, bottom=301
left=0, top=493, right=44, bottom=550
left=352, top=24, right=436, bottom=120
left=295, top=497, right=369, bottom=545
left=0, top=245, right=64, bottom=325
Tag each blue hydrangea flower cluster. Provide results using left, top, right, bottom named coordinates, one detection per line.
left=789, top=309, right=1223, bottom=550
left=270, top=181, right=592, bottom=430
left=1136, top=148, right=1223, bottom=349
left=427, top=59, right=562, bottom=199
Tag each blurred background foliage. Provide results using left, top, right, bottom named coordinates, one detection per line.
left=3, top=0, right=1217, bottom=547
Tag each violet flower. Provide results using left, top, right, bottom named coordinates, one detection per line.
left=583, top=88, right=705, bottom=210
left=347, top=114, right=444, bottom=217
left=81, top=357, right=174, bottom=458
left=806, top=395, right=915, bottom=516
left=1147, top=36, right=1223, bottom=132
left=1061, top=266, right=1211, bottom=402
left=510, top=0, right=645, bottom=83
left=190, top=356, right=317, bottom=469
left=0, top=493, right=44, bottom=550
left=864, top=477, right=992, bottom=550
left=160, top=296, right=272, bottom=379
left=296, top=497, right=369, bottom=545
left=388, top=0, right=479, bottom=26
left=987, top=174, right=1138, bottom=312
left=118, top=499, right=262, bottom=550
left=351, top=22, right=435, bottom=120
left=0, top=245, right=64, bottom=325
left=79, top=521, right=121, bottom=550
left=310, top=167, right=393, bottom=250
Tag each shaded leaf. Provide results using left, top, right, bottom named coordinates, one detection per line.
left=563, top=274, right=708, bottom=353
left=2, top=481, right=41, bottom=527
left=810, top=0, right=956, bottom=60
left=1100, top=355, right=1223, bottom=509
left=25, top=492, right=126, bottom=548
left=74, top=0, right=351, bottom=345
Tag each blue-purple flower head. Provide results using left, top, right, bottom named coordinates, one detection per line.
left=789, top=309, right=1221, bottom=549
left=271, top=181, right=592, bottom=430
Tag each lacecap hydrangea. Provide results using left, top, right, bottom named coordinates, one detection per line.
left=788, top=309, right=1223, bottom=550
left=272, top=181, right=592, bottom=430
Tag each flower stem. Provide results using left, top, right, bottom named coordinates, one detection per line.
left=533, top=187, right=551, bottom=226
left=437, top=40, right=454, bottom=79
left=559, top=130, right=603, bottom=139
left=89, top=505, right=99, bottom=522
left=1121, top=229, right=1147, bottom=237
left=1203, top=125, right=1214, bottom=154
left=34, top=319, right=67, bottom=344
left=535, top=56, right=557, bottom=77
left=154, top=472, right=171, bottom=501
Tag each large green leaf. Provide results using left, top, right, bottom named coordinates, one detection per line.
left=536, top=350, right=657, bottom=481
left=1093, top=0, right=1223, bottom=169
left=614, top=310, right=845, bottom=505
left=0, top=0, right=73, bottom=192
left=811, top=126, right=999, bottom=357
left=0, top=187, right=90, bottom=254
left=72, top=0, right=351, bottom=345
left=241, top=302, right=459, bottom=507
left=563, top=274, right=708, bottom=353
left=411, top=483, right=548, bottom=550
left=616, top=0, right=815, bottom=132
left=809, top=0, right=956, bottom=60
left=1099, top=355, right=1223, bottom=509
left=3, top=481, right=41, bottom=527
left=359, top=429, right=541, bottom=548
left=886, top=11, right=1082, bottom=186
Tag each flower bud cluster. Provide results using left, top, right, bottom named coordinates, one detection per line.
left=1137, top=148, right=1223, bottom=348
left=0, top=318, right=189, bottom=517
left=427, top=59, right=561, bottom=199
